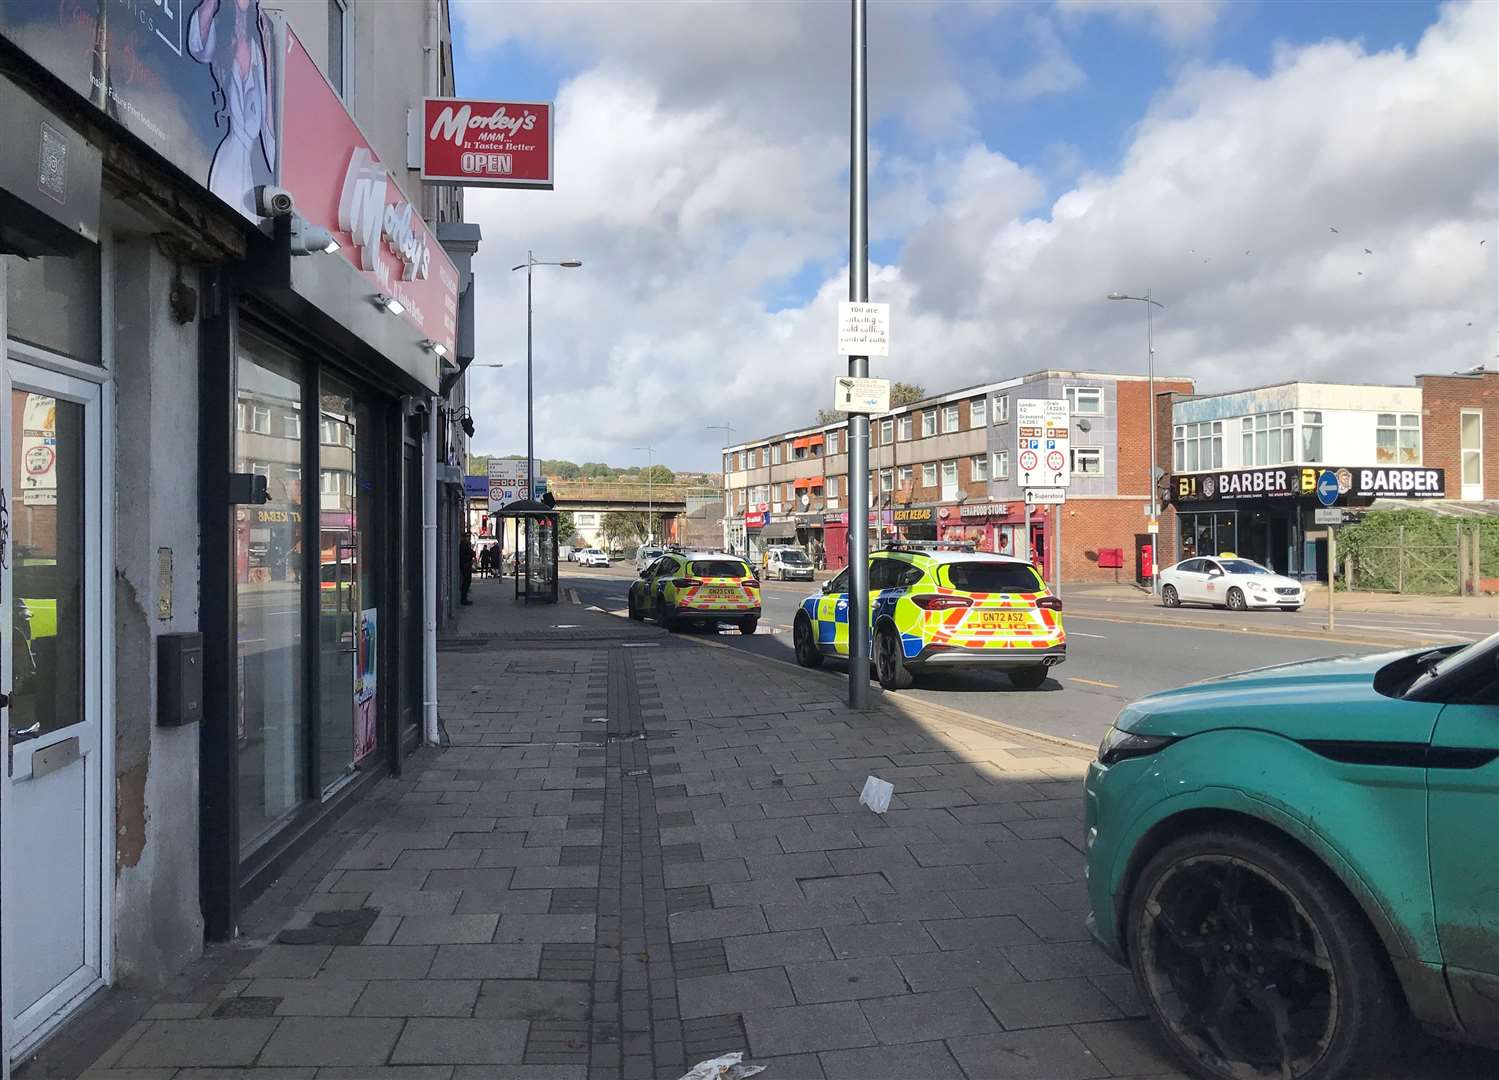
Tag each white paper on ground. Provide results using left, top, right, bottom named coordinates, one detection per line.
left=859, top=775, right=894, bottom=814
left=676, top=1051, right=767, bottom=1080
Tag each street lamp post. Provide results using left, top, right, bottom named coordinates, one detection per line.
left=707, top=424, right=735, bottom=553
left=634, top=445, right=656, bottom=545
left=1107, top=290, right=1165, bottom=596
left=511, top=252, right=582, bottom=503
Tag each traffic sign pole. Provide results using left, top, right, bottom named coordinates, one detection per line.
left=1327, top=524, right=1336, bottom=632
left=846, top=0, right=870, bottom=711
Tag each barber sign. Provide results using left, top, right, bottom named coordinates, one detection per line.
left=421, top=99, right=554, bottom=189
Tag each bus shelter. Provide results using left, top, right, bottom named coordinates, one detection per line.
left=491, top=498, right=560, bottom=604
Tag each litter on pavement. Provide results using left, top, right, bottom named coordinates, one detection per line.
left=858, top=775, right=894, bottom=814
left=677, top=1051, right=767, bottom=1080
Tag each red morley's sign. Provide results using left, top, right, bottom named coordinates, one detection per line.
left=421, top=99, right=554, bottom=189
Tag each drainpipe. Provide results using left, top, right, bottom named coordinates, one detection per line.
left=423, top=398, right=440, bottom=745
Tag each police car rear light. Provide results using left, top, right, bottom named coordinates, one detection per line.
left=912, top=595, right=972, bottom=610
left=1036, top=597, right=1063, bottom=612
left=679, top=578, right=704, bottom=588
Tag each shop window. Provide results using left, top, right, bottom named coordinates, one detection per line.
left=4, top=247, right=102, bottom=364
left=971, top=454, right=989, bottom=482
left=994, top=450, right=1009, bottom=480
left=1376, top=413, right=1420, bottom=464
left=943, top=405, right=960, bottom=433
left=1302, top=412, right=1322, bottom=463
left=898, top=416, right=912, bottom=440
left=922, top=462, right=937, bottom=487
left=970, top=399, right=986, bottom=426
left=922, top=411, right=937, bottom=437
left=1065, top=385, right=1103, bottom=415
left=1072, top=447, right=1104, bottom=475
left=881, top=418, right=894, bottom=444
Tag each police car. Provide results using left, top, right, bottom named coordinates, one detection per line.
left=628, top=550, right=761, bottom=634
left=792, top=543, right=1065, bottom=690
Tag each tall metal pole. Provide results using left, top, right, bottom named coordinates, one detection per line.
left=1146, top=286, right=1158, bottom=598
left=526, top=251, right=534, bottom=499
left=847, top=0, right=870, bottom=709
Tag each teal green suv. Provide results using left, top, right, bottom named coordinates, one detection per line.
left=1084, top=635, right=1498, bottom=1080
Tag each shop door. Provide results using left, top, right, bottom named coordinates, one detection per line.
left=2, top=364, right=104, bottom=1058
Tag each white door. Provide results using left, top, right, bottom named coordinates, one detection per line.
left=1461, top=410, right=1483, bottom=502
left=2, top=361, right=105, bottom=1061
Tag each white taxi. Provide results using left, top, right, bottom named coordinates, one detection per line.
left=1159, top=556, right=1305, bottom=612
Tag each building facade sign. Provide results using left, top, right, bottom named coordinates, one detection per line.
left=421, top=98, right=553, bottom=188
left=0, top=0, right=279, bottom=222
left=1172, top=465, right=1445, bottom=503
left=893, top=507, right=932, bottom=523
left=960, top=502, right=1012, bottom=519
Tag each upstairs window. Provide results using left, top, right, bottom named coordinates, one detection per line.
left=1065, top=385, right=1103, bottom=415
left=1376, top=413, right=1421, bottom=464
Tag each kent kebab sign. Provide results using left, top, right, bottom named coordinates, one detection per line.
left=421, top=99, right=554, bottom=189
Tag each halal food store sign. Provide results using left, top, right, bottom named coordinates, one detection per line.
left=421, top=98, right=554, bottom=189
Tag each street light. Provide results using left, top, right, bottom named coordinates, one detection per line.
left=634, top=445, right=656, bottom=545
left=707, top=424, right=735, bottom=554
left=511, top=252, right=583, bottom=503
left=1107, top=289, right=1165, bottom=596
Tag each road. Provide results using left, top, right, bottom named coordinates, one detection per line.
left=559, top=564, right=1493, bottom=745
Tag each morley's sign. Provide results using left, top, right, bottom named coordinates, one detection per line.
left=1171, top=466, right=1445, bottom=504
left=421, top=98, right=554, bottom=189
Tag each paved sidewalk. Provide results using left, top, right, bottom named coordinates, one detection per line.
left=61, top=577, right=1497, bottom=1079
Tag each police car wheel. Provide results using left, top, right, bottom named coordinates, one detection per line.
left=739, top=617, right=758, bottom=635
left=793, top=615, right=823, bottom=668
left=628, top=592, right=644, bottom=621
left=876, top=626, right=913, bottom=690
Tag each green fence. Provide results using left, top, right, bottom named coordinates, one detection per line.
left=1339, top=508, right=1497, bottom=595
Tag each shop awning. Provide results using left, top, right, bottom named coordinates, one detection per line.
left=804, top=434, right=824, bottom=448
left=761, top=518, right=799, bottom=540
left=794, top=477, right=815, bottom=489
left=792, top=437, right=811, bottom=450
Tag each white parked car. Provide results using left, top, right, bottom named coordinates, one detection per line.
left=578, top=549, right=611, bottom=567
left=1159, top=556, right=1305, bottom=612
left=765, top=547, right=814, bottom=581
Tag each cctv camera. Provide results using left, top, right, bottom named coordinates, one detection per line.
left=254, top=185, right=296, bottom=218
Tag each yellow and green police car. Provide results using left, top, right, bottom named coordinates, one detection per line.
left=628, top=551, right=761, bottom=634
left=793, top=545, right=1065, bottom=690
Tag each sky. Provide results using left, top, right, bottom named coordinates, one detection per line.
left=450, top=0, right=1498, bottom=472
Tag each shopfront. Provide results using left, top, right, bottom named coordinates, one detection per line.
left=197, top=18, right=461, bottom=938
left=894, top=506, right=937, bottom=542
left=1170, top=465, right=1446, bottom=578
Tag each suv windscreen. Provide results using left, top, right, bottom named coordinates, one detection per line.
left=689, top=560, right=750, bottom=578
left=941, top=561, right=1044, bottom=594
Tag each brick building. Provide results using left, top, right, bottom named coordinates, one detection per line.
left=1419, top=369, right=1498, bottom=501
left=723, top=369, right=1193, bottom=584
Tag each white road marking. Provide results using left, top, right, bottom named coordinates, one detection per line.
left=1067, top=631, right=1108, bottom=639
left=621, top=642, right=659, bottom=648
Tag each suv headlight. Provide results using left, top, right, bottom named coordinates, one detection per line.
left=1097, top=725, right=1176, bottom=766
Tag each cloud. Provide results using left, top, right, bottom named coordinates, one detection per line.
left=1055, top=0, right=1227, bottom=48
left=458, top=0, right=1498, bottom=473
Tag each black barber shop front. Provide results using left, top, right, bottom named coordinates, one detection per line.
left=1169, top=465, right=1446, bottom=579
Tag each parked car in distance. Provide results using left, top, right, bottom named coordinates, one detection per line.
left=1084, top=634, right=1499, bottom=1079
left=765, top=546, right=815, bottom=581
left=634, top=544, right=664, bottom=571
left=577, top=548, right=610, bottom=567
left=1159, top=556, right=1304, bottom=611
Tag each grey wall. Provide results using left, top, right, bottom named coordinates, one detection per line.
left=988, top=375, right=1118, bottom=500
left=111, top=234, right=205, bottom=984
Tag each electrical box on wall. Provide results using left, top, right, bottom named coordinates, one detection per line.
left=158, top=632, right=203, bottom=727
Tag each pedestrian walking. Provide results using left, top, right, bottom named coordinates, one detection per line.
left=459, top=532, right=475, bottom=605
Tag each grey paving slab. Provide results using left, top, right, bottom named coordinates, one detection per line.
left=390, top=914, right=500, bottom=946
left=1004, top=940, right=1127, bottom=981
left=1070, top=1018, right=1180, bottom=1076
left=390, top=1018, right=529, bottom=1064
left=174, top=1068, right=316, bottom=1079
left=855, top=891, right=960, bottom=923
left=668, top=905, right=768, bottom=942
left=762, top=900, right=867, bottom=932
left=243, top=976, right=369, bottom=1017
left=924, top=914, right=1043, bottom=951
left=824, top=921, right=938, bottom=959
left=947, top=1027, right=1111, bottom=1080
left=366, top=889, right=464, bottom=916
left=725, top=929, right=834, bottom=971
left=784, top=957, right=906, bottom=1004
left=320, top=945, right=436, bottom=980
left=977, top=977, right=1123, bottom=1029
left=258, top=1017, right=404, bottom=1067
left=742, top=1001, right=877, bottom=1057
left=451, top=887, right=554, bottom=914
left=709, top=877, right=807, bottom=908
left=799, top=873, right=893, bottom=904
left=316, top=1069, right=455, bottom=1079
left=352, top=979, right=481, bottom=1017
left=242, top=946, right=333, bottom=979
left=492, top=913, right=596, bottom=943
left=473, top=979, right=591, bottom=1021
left=663, top=858, right=749, bottom=888
left=858, top=988, right=999, bottom=1044
left=427, top=943, right=542, bottom=979
left=116, top=1019, right=279, bottom=1069
left=676, top=968, right=796, bottom=1020
left=818, top=1040, right=967, bottom=1080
